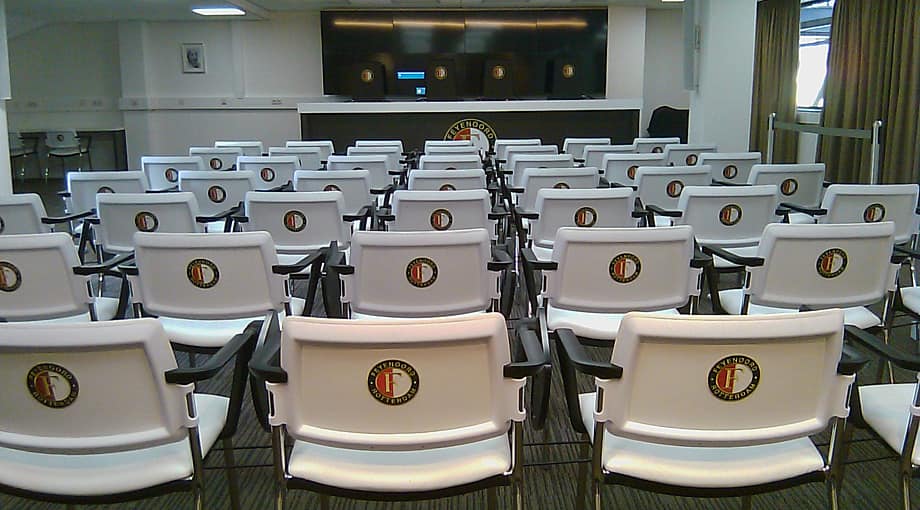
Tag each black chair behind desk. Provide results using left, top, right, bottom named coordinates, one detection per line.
left=647, top=105, right=689, bottom=143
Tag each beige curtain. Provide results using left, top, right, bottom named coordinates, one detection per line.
left=820, top=0, right=920, bottom=183
left=749, top=0, right=800, bottom=163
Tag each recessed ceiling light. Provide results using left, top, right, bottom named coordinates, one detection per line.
left=192, top=7, right=246, bottom=16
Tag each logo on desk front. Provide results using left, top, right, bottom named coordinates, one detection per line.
left=360, top=68, right=375, bottom=84
left=709, top=355, right=760, bottom=402
left=27, top=363, right=79, bottom=409
left=863, top=203, right=886, bottom=223
left=562, top=64, right=575, bottom=79
left=780, top=178, right=798, bottom=196
left=444, top=118, right=496, bottom=157
left=134, top=211, right=159, bottom=232
left=434, top=66, right=448, bottom=80
left=0, top=261, right=22, bottom=292
left=368, top=359, right=419, bottom=406
left=491, top=65, right=506, bottom=80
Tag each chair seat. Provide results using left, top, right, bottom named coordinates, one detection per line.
left=787, top=212, right=816, bottom=225
left=0, top=394, right=227, bottom=497
left=717, top=289, right=881, bottom=328
left=161, top=299, right=304, bottom=349
left=652, top=215, right=673, bottom=227
left=899, top=287, right=920, bottom=315
left=287, top=434, right=511, bottom=493
left=859, top=383, right=920, bottom=466
left=22, top=297, right=120, bottom=323
left=531, top=244, right=553, bottom=261
left=203, top=220, right=232, bottom=233
left=546, top=305, right=678, bottom=341
left=578, top=393, right=825, bottom=488
left=711, top=245, right=760, bottom=269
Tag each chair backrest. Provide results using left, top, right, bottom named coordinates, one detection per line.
left=494, top=138, right=541, bottom=162
left=95, top=192, right=202, bottom=254
left=663, top=143, right=718, bottom=166
left=634, top=166, right=712, bottom=210
left=505, top=145, right=558, bottom=169
left=285, top=140, right=334, bottom=161
left=597, top=310, right=849, bottom=446
left=820, top=184, right=920, bottom=244
left=563, top=138, right=611, bottom=160
left=355, top=139, right=404, bottom=155
left=633, top=137, right=680, bottom=154
left=44, top=130, right=79, bottom=150
left=699, top=152, right=762, bottom=183
left=346, top=229, right=494, bottom=317
left=236, top=156, right=299, bottom=188
left=418, top=154, right=482, bottom=170
left=407, top=169, right=486, bottom=191
left=132, top=231, right=286, bottom=320
left=424, top=145, right=482, bottom=157
left=602, top=153, right=668, bottom=185
left=269, top=313, right=521, bottom=449
left=529, top=187, right=637, bottom=249
left=0, top=233, right=90, bottom=321
left=242, top=191, right=351, bottom=252
left=141, top=156, right=206, bottom=190
left=583, top=144, right=636, bottom=170
left=748, top=222, right=897, bottom=309
left=67, top=171, right=148, bottom=213
left=267, top=146, right=323, bottom=171
left=547, top=226, right=700, bottom=313
left=0, top=193, right=50, bottom=235
left=347, top=145, right=402, bottom=171
left=293, top=170, right=373, bottom=215
left=0, top=318, right=195, bottom=453
left=748, top=163, right=825, bottom=208
left=424, top=139, right=471, bottom=153
left=518, top=167, right=600, bottom=212
left=390, top=189, right=491, bottom=233
left=673, top=185, right=779, bottom=247
left=509, top=153, right=575, bottom=187
left=189, top=146, right=243, bottom=171
left=178, top=170, right=257, bottom=216
left=215, top=140, right=263, bottom=157
left=326, top=155, right=391, bottom=189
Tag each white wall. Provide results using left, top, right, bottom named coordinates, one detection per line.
left=642, top=8, right=689, bottom=134
left=606, top=6, right=646, bottom=105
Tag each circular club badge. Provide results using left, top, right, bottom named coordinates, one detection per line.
left=0, top=261, right=22, bottom=292
left=553, top=182, right=570, bottom=190
left=368, top=360, right=420, bottom=406
left=626, top=165, right=638, bottom=180
left=816, top=248, right=847, bottom=279
left=609, top=253, right=641, bottom=284
left=491, top=65, right=506, bottom=80
left=429, top=209, right=453, bottom=231
left=651, top=146, right=664, bottom=154
left=666, top=180, right=684, bottom=198
left=444, top=118, right=496, bottom=157
left=27, top=363, right=79, bottom=409
left=863, top=203, right=886, bottom=223
left=134, top=211, right=159, bottom=232
left=187, top=258, right=220, bottom=289
left=719, top=204, right=743, bottom=226
left=283, top=210, right=308, bottom=232
left=562, top=64, right=575, bottom=79
left=207, top=185, right=227, bottom=203
left=0, top=215, right=5, bottom=234
left=709, top=355, right=760, bottom=401
left=360, top=68, right=375, bottom=83
left=97, top=186, right=115, bottom=194
left=209, top=157, right=223, bottom=170
left=323, top=184, right=341, bottom=192
left=260, top=167, right=276, bottom=182
left=780, top=178, right=798, bottom=196
left=434, top=66, right=448, bottom=80
left=439, top=183, right=456, bottom=191
left=574, top=206, right=597, bottom=227
left=685, top=154, right=699, bottom=165
left=406, top=257, right=438, bottom=288
left=722, top=165, right=738, bottom=180
left=165, top=167, right=179, bottom=183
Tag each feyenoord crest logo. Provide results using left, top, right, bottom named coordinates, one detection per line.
left=666, top=180, right=684, bottom=198
left=360, top=68, right=375, bottom=83
left=0, top=215, right=5, bottom=234
left=187, top=258, right=220, bottom=289
left=553, top=182, right=570, bottom=190
left=722, top=165, right=738, bottom=179
left=207, top=185, right=227, bottom=203
left=0, top=261, right=22, bottom=292
left=574, top=206, right=597, bottom=227
left=491, top=65, right=506, bottom=80
left=444, top=118, right=497, bottom=156
left=651, top=146, right=664, bottom=154
left=27, top=363, right=79, bottom=409
left=283, top=210, right=308, bottom=232
left=685, top=154, right=699, bottom=165
left=323, top=184, right=341, bottom=192
left=609, top=253, right=641, bottom=284
left=709, top=355, right=760, bottom=401
left=97, top=186, right=115, bottom=194
left=368, top=360, right=420, bottom=406
left=439, top=183, right=456, bottom=191
left=134, top=211, right=159, bottom=232
left=434, top=65, right=448, bottom=80
left=562, top=64, right=575, bottom=79
left=430, top=209, right=453, bottom=231
left=719, top=204, right=743, bottom=226
left=165, top=167, right=179, bottom=183
left=260, top=167, right=276, bottom=182
left=863, top=203, right=886, bottom=223
left=406, top=257, right=438, bottom=288
left=209, top=157, right=223, bottom=170
left=626, top=165, right=638, bottom=180
left=816, top=248, right=847, bottom=279
left=780, top=178, right=798, bottom=196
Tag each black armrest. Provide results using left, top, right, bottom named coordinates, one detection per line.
left=774, top=206, right=790, bottom=216
left=195, top=203, right=242, bottom=223
left=272, top=249, right=325, bottom=275
left=329, top=263, right=355, bottom=276
left=232, top=215, right=249, bottom=224
left=556, top=328, right=623, bottom=379
left=895, top=245, right=920, bottom=260
left=823, top=180, right=833, bottom=188
left=57, top=191, right=71, bottom=198
left=73, top=252, right=135, bottom=276
left=645, top=204, right=683, bottom=218
left=521, top=247, right=557, bottom=271
left=370, top=183, right=396, bottom=195
left=506, top=186, right=524, bottom=193
left=632, top=204, right=649, bottom=219
left=343, top=204, right=374, bottom=222
left=780, top=202, right=827, bottom=216
left=85, top=216, right=101, bottom=225
left=504, top=326, right=549, bottom=378
left=514, top=206, right=539, bottom=220
left=691, top=246, right=712, bottom=268
left=167, top=320, right=262, bottom=384
left=488, top=246, right=513, bottom=271
left=119, top=263, right=138, bottom=276
left=611, top=182, right=638, bottom=190
left=488, top=204, right=510, bottom=220
left=845, top=325, right=920, bottom=372
left=573, top=158, right=585, bottom=164
left=838, top=343, right=870, bottom=375
left=712, top=179, right=750, bottom=187
left=376, top=213, right=396, bottom=222
left=42, top=210, right=95, bottom=224
left=256, top=181, right=293, bottom=193
left=146, top=185, right=179, bottom=193
left=701, top=245, right=765, bottom=267
left=388, top=169, right=407, bottom=176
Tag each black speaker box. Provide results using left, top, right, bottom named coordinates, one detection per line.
left=547, top=57, right=584, bottom=99
left=349, top=62, right=385, bottom=100
left=426, top=59, right=458, bottom=100
left=483, top=59, right=514, bottom=99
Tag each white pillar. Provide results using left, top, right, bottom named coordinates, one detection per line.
left=0, top=0, right=13, bottom=194
left=688, top=0, right=757, bottom=152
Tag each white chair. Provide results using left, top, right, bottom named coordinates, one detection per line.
left=418, top=154, right=482, bottom=170
left=563, top=138, right=611, bottom=160
left=94, top=192, right=205, bottom=256
left=558, top=310, right=854, bottom=510
left=45, top=130, right=92, bottom=179
left=383, top=189, right=495, bottom=235
left=326, top=155, right=392, bottom=191
left=268, top=146, right=324, bottom=171
left=504, top=144, right=558, bottom=168
left=354, top=139, right=404, bottom=155
left=63, top=171, right=148, bottom=215
left=662, top=143, right=718, bottom=166
left=506, top=153, right=574, bottom=188
left=633, top=137, right=680, bottom=153
left=178, top=170, right=257, bottom=231
left=141, top=156, right=206, bottom=190
left=215, top=140, right=264, bottom=157
left=408, top=169, right=487, bottom=191
left=748, top=163, right=826, bottom=224
left=493, top=138, right=541, bottom=162
left=602, top=153, right=667, bottom=186
left=700, top=152, right=762, bottom=184
left=425, top=145, right=482, bottom=157
left=236, top=156, right=299, bottom=188
left=424, top=139, right=471, bottom=153
left=583, top=145, right=635, bottom=170
left=347, top=145, right=403, bottom=173
left=633, top=165, right=712, bottom=225
left=0, top=193, right=55, bottom=235
left=8, top=132, right=36, bottom=181
left=189, top=146, right=243, bottom=171
left=294, top=170, right=374, bottom=217
left=286, top=140, right=335, bottom=161
left=514, top=167, right=600, bottom=212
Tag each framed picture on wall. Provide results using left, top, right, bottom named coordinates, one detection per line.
left=181, top=43, right=206, bottom=73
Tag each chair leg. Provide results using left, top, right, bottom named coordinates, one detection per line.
left=901, top=472, right=912, bottom=510
left=827, top=478, right=840, bottom=510
left=192, top=484, right=204, bottom=510
left=222, top=438, right=241, bottom=510
left=576, top=442, right=590, bottom=510
left=274, top=487, right=286, bottom=510
left=741, top=495, right=753, bottom=510
left=513, top=480, right=524, bottom=510
left=486, top=486, right=498, bottom=510
left=591, top=480, right=602, bottom=510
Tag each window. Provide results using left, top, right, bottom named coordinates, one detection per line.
left=796, top=0, right=834, bottom=108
